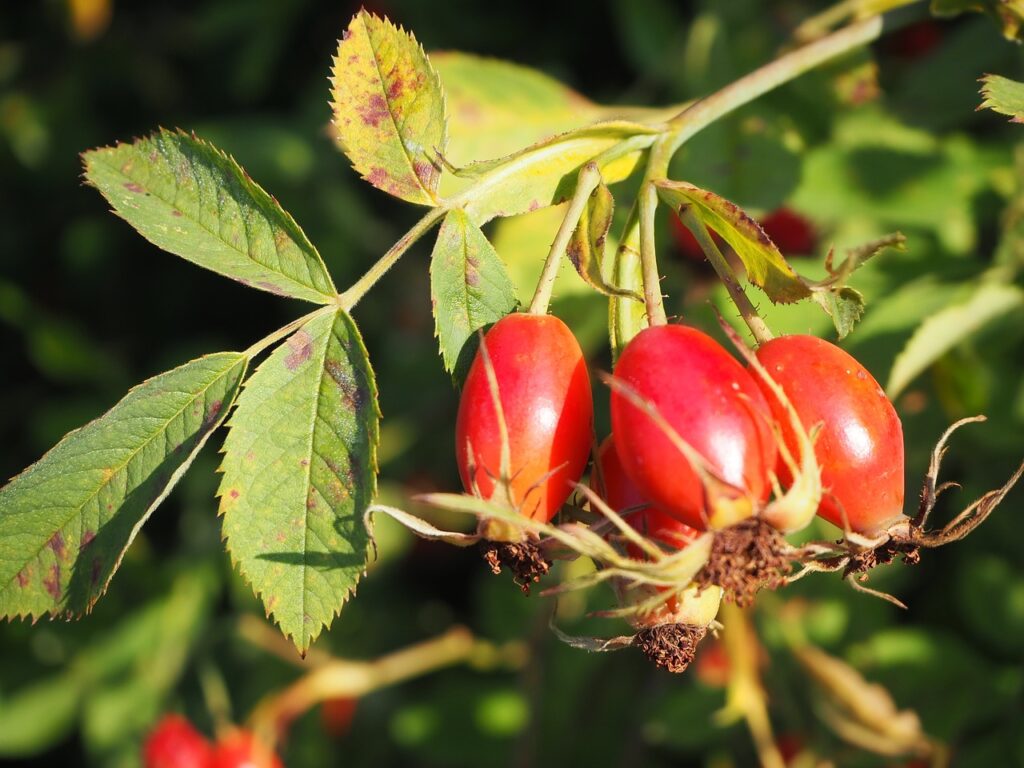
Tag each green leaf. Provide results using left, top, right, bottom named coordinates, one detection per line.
left=82, top=130, right=337, bottom=303
left=330, top=10, right=447, bottom=205
left=0, top=353, right=246, bottom=620
left=979, top=73, right=1024, bottom=123
left=809, top=233, right=907, bottom=339
left=432, top=52, right=603, bottom=194
left=566, top=180, right=641, bottom=300
left=931, top=0, right=1024, bottom=41
left=812, top=286, right=866, bottom=340
left=887, top=282, right=1024, bottom=397
left=455, top=122, right=652, bottom=224
left=429, top=210, right=518, bottom=377
left=0, top=673, right=83, bottom=756
left=655, top=179, right=809, bottom=303
left=219, top=308, right=379, bottom=652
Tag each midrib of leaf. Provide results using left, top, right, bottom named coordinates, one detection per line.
left=0, top=363, right=238, bottom=597
left=295, top=321, right=333, bottom=634
left=92, top=147, right=334, bottom=300
left=178, top=149, right=325, bottom=295
left=365, top=18, right=436, bottom=205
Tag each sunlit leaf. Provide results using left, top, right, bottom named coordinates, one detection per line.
left=83, top=130, right=337, bottom=303
left=979, top=73, right=1024, bottom=123
left=429, top=209, right=518, bottom=377
left=219, top=309, right=379, bottom=653
left=433, top=52, right=602, bottom=194
left=656, top=179, right=809, bottom=303
left=0, top=353, right=246, bottom=620
left=331, top=10, right=447, bottom=205
left=455, top=122, right=652, bottom=224
left=887, top=282, right=1024, bottom=397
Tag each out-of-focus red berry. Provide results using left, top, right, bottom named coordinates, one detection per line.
left=211, top=730, right=283, bottom=768
left=886, top=20, right=943, bottom=59
left=143, top=714, right=213, bottom=768
left=321, top=697, right=358, bottom=738
left=759, top=208, right=816, bottom=255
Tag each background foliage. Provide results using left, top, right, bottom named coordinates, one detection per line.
left=1, top=0, right=1023, bottom=766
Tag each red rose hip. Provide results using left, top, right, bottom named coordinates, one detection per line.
left=754, top=334, right=904, bottom=536
left=211, top=729, right=283, bottom=768
left=596, top=435, right=700, bottom=553
left=456, top=313, right=593, bottom=522
left=143, top=714, right=213, bottom=768
left=609, top=324, right=777, bottom=530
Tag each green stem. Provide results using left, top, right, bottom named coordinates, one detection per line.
left=661, top=13, right=895, bottom=161
left=528, top=162, right=602, bottom=315
left=609, top=201, right=645, bottom=359
left=679, top=207, right=774, bottom=345
left=243, top=304, right=335, bottom=360
left=338, top=206, right=447, bottom=311
left=638, top=182, right=667, bottom=326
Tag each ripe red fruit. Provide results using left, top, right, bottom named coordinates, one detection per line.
left=610, top=325, right=777, bottom=530
left=595, top=435, right=700, bottom=554
left=456, top=313, right=593, bottom=522
left=143, top=714, right=213, bottom=768
left=211, top=730, right=283, bottom=768
left=759, top=208, right=816, bottom=255
left=754, top=334, right=904, bottom=536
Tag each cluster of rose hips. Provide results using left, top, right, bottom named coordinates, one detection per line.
left=143, top=716, right=283, bottom=768
left=453, top=304, right=957, bottom=669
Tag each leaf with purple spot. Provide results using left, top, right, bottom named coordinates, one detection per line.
left=331, top=11, right=447, bottom=206
left=218, top=308, right=379, bottom=653
left=82, top=130, right=337, bottom=304
left=429, top=209, right=518, bottom=378
left=0, top=352, right=247, bottom=621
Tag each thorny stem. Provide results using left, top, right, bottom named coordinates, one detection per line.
left=680, top=207, right=774, bottom=345
left=638, top=183, right=667, bottom=326
left=718, top=603, right=785, bottom=768
left=248, top=626, right=526, bottom=742
left=338, top=206, right=447, bottom=311
left=529, top=162, right=602, bottom=315
left=610, top=200, right=646, bottom=359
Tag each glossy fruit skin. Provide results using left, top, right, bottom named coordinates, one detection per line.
left=754, top=334, right=904, bottom=535
left=610, top=325, right=777, bottom=530
left=211, top=730, right=283, bottom=768
left=456, top=313, right=593, bottom=522
left=143, top=714, right=213, bottom=768
left=596, top=435, right=700, bottom=554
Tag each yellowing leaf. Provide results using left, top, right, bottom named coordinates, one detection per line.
left=331, top=11, right=447, bottom=205
left=657, top=180, right=809, bottom=304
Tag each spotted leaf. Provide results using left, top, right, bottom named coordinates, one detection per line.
left=218, top=309, right=379, bottom=653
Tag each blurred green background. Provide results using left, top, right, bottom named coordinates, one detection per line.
left=2, top=0, right=1023, bottom=766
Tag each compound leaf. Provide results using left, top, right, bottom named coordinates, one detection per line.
left=430, top=209, right=518, bottom=377
left=331, top=10, right=447, bottom=205
left=219, top=309, right=379, bottom=653
left=0, top=352, right=247, bottom=620
left=83, top=130, right=337, bottom=303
